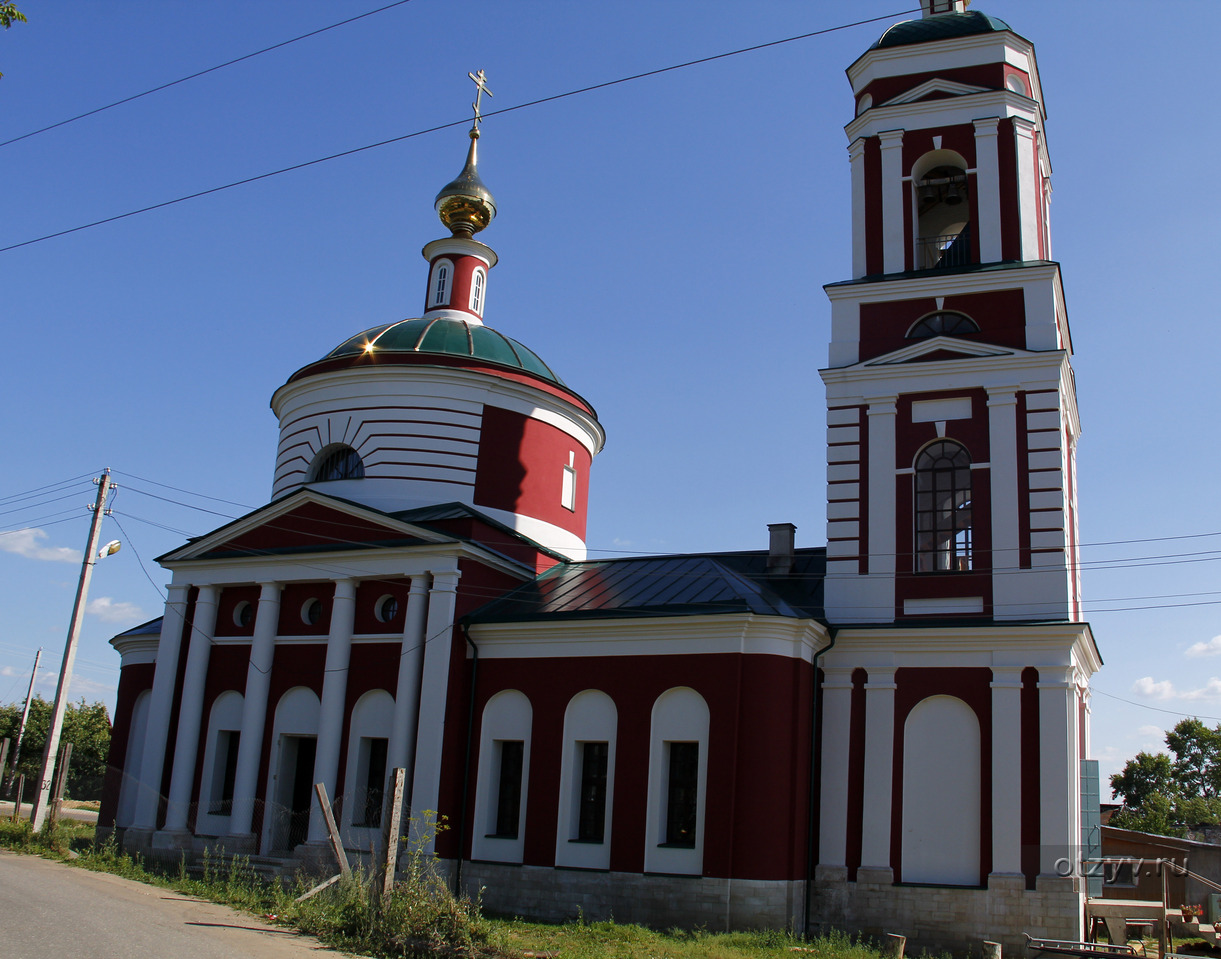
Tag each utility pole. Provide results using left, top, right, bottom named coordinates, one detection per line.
left=29, top=469, right=115, bottom=830
left=5, top=647, right=42, bottom=795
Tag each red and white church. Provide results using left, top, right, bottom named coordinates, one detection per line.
left=100, top=3, right=1102, bottom=949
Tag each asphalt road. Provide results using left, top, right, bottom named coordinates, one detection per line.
left=0, top=851, right=350, bottom=958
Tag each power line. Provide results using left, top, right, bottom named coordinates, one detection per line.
left=0, top=9, right=919, bottom=256
left=1092, top=688, right=1221, bottom=724
left=0, top=0, right=417, bottom=149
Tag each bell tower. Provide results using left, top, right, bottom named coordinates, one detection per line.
left=820, top=6, right=1080, bottom=624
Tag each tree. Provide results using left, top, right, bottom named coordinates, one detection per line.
left=0, top=696, right=112, bottom=802
left=1110, top=719, right=1221, bottom=837
left=1, top=2, right=26, bottom=80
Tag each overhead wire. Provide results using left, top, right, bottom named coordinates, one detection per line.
left=0, top=9, right=920, bottom=256
left=0, top=0, right=417, bottom=149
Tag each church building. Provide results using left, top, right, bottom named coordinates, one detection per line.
left=100, top=3, right=1101, bottom=950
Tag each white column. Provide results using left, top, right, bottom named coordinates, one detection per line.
left=849, top=137, right=868, bottom=278
left=973, top=117, right=1002, bottom=262
left=991, top=667, right=1024, bottom=876
left=1013, top=117, right=1040, bottom=260
left=1039, top=667, right=1076, bottom=878
left=817, top=667, right=854, bottom=875
left=859, top=667, right=896, bottom=878
left=307, top=578, right=357, bottom=843
left=158, top=584, right=220, bottom=838
left=987, top=386, right=1021, bottom=618
left=409, top=568, right=461, bottom=851
left=388, top=576, right=430, bottom=800
left=228, top=581, right=280, bottom=844
left=879, top=130, right=905, bottom=274
left=131, top=583, right=190, bottom=832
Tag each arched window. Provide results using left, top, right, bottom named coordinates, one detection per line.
left=472, top=689, right=532, bottom=864
left=914, top=440, right=972, bottom=572
left=643, top=686, right=709, bottom=876
left=430, top=259, right=453, bottom=308
left=308, top=444, right=364, bottom=482
left=914, top=152, right=971, bottom=270
left=555, top=690, right=617, bottom=870
left=907, top=311, right=979, bottom=339
left=469, top=268, right=486, bottom=314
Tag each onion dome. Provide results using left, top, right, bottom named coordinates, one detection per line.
left=322, top=316, right=567, bottom=386
left=871, top=11, right=1010, bottom=50
left=434, top=130, right=497, bottom=237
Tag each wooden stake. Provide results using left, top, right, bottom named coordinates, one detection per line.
left=313, top=782, right=350, bottom=876
left=48, top=742, right=72, bottom=826
left=13, top=774, right=25, bottom=821
left=379, top=768, right=407, bottom=900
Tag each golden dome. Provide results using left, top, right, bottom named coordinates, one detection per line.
left=434, top=130, right=496, bottom=237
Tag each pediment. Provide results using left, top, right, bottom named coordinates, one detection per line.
left=882, top=78, right=989, bottom=107
left=863, top=336, right=1019, bottom=367
left=158, top=489, right=450, bottom=563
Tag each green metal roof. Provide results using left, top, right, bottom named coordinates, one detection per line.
left=324, top=316, right=566, bottom=386
left=871, top=11, right=1011, bottom=50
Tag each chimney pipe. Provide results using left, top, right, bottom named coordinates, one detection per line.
left=766, top=523, right=796, bottom=576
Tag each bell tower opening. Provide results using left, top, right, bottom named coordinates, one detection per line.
left=915, top=162, right=970, bottom=270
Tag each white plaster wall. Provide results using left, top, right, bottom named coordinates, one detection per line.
left=115, top=690, right=151, bottom=828
left=901, top=695, right=981, bottom=885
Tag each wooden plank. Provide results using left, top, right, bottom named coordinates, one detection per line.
left=294, top=873, right=342, bottom=903
left=379, top=768, right=406, bottom=900
left=313, top=782, right=350, bottom=876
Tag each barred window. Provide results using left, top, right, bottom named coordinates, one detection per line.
left=907, top=311, right=979, bottom=339
left=309, top=444, right=364, bottom=482
left=914, top=440, right=972, bottom=572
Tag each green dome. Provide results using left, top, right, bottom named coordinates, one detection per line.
left=325, top=316, right=566, bottom=386
left=871, top=11, right=1010, bottom=50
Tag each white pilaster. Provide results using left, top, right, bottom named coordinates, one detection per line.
left=879, top=130, right=906, bottom=274
left=849, top=137, right=868, bottom=278
left=1013, top=117, right=1040, bottom=260
left=388, top=576, right=430, bottom=801
left=867, top=397, right=897, bottom=581
left=1038, top=668, right=1076, bottom=878
left=990, top=667, right=1024, bottom=875
left=409, top=568, right=461, bottom=852
left=228, top=581, right=280, bottom=843
left=307, top=578, right=357, bottom=843
left=131, top=583, right=190, bottom=831
left=973, top=117, right=1002, bottom=262
left=158, top=584, right=219, bottom=838
left=860, top=667, right=896, bottom=876
left=987, top=387, right=1021, bottom=618
left=817, top=668, right=855, bottom=871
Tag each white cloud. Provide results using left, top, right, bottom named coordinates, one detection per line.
left=86, top=597, right=144, bottom=625
left=1186, top=635, right=1221, bottom=658
left=0, top=528, right=80, bottom=563
left=1181, top=678, right=1221, bottom=702
left=1132, top=676, right=1176, bottom=700
left=0, top=665, right=17, bottom=678
left=1137, top=724, right=1165, bottom=739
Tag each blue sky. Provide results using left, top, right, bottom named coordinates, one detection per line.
left=3, top=1, right=1220, bottom=785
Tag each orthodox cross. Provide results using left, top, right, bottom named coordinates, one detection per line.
left=468, top=69, right=493, bottom=133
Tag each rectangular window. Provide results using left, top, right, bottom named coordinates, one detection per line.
left=355, top=737, right=388, bottom=827
left=209, top=729, right=240, bottom=815
left=561, top=465, right=577, bottom=512
left=493, top=740, right=524, bottom=838
left=576, top=741, right=608, bottom=843
left=664, top=741, right=699, bottom=847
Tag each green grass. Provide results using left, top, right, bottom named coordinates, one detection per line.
left=0, top=817, right=884, bottom=959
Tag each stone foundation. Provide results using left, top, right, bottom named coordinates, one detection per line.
left=457, top=861, right=804, bottom=931
left=811, top=871, right=1084, bottom=954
